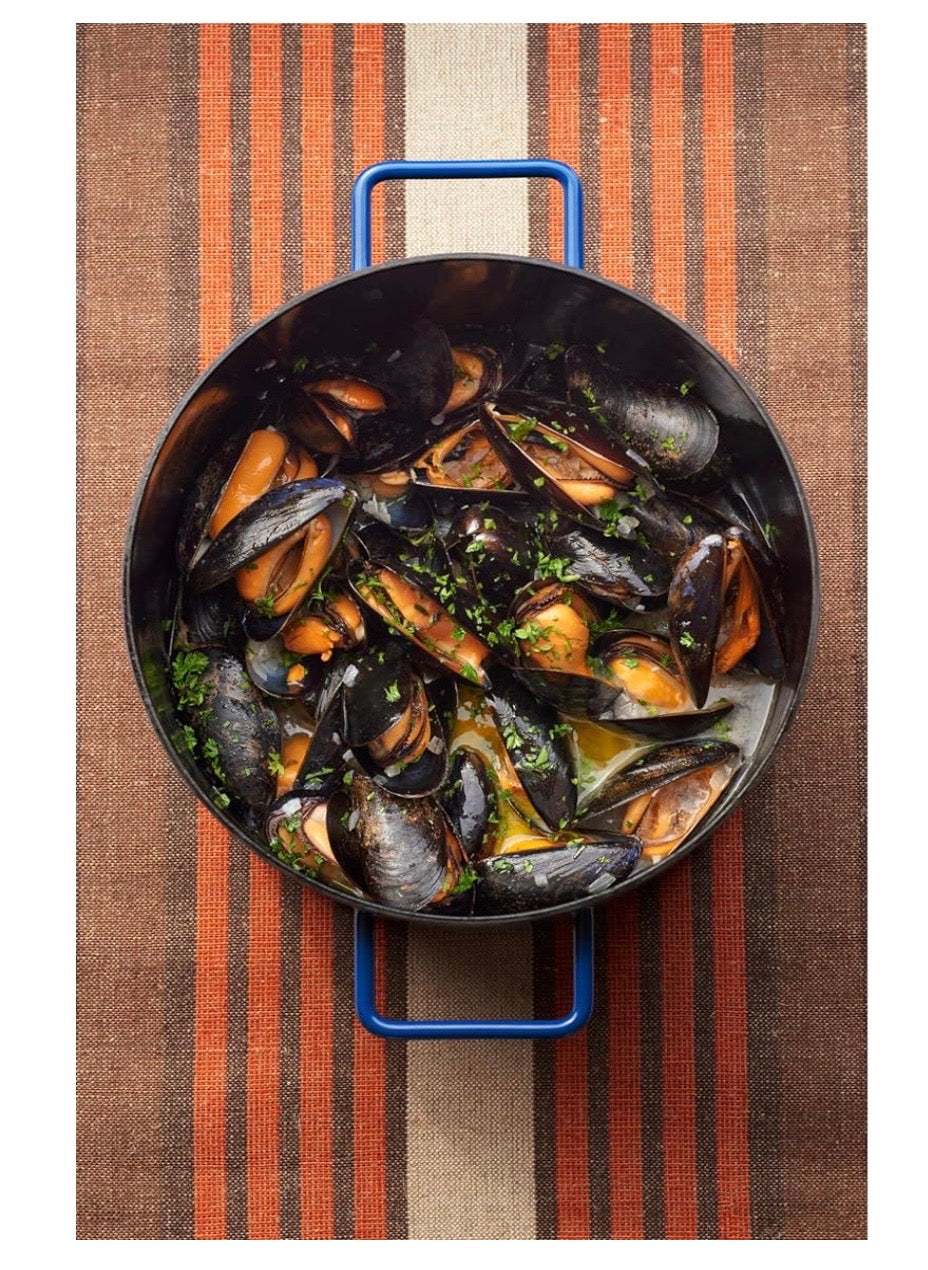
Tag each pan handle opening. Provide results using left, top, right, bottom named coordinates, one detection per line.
left=353, top=908, right=594, bottom=1040
left=351, top=158, right=585, bottom=271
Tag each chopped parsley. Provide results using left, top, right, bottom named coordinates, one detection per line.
left=678, top=631, right=696, bottom=649
left=679, top=378, right=697, bottom=396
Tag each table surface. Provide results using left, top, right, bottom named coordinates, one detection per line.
left=77, top=22, right=866, bottom=1240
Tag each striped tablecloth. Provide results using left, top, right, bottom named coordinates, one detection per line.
left=77, top=23, right=866, bottom=1239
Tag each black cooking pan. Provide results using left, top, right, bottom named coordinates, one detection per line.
left=123, top=160, right=819, bottom=1040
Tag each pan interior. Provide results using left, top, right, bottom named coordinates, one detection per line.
left=124, top=255, right=818, bottom=926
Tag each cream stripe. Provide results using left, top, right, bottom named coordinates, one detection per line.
left=402, top=21, right=536, bottom=1242
left=404, top=23, right=529, bottom=256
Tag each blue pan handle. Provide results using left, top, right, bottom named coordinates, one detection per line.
left=355, top=908, right=594, bottom=1040
left=349, top=158, right=591, bottom=1040
left=351, top=158, right=585, bottom=270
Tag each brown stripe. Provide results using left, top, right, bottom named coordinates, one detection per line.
left=606, top=895, right=644, bottom=1237
left=333, top=24, right=353, bottom=275
left=629, top=24, right=652, bottom=298
left=690, top=846, right=719, bottom=1238
left=225, top=20, right=251, bottom=1242
left=279, top=874, right=303, bottom=1238
left=578, top=24, right=600, bottom=275
left=193, top=25, right=232, bottom=1238
left=682, top=23, right=704, bottom=338
left=77, top=23, right=172, bottom=1239
left=638, top=885, right=664, bottom=1236
left=586, top=911, right=613, bottom=1238
left=527, top=24, right=547, bottom=260
left=281, top=23, right=303, bottom=302
left=162, top=20, right=200, bottom=1241
left=383, top=24, right=406, bottom=265
left=762, top=24, right=866, bottom=1238
left=731, top=22, right=784, bottom=1239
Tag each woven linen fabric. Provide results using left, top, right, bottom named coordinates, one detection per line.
left=77, top=23, right=866, bottom=1239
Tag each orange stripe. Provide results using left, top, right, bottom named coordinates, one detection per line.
left=702, top=24, right=737, bottom=363
left=193, top=25, right=232, bottom=1239
left=351, top=23, right=388, bottom=1240
left=199, top=24, right=232, bottom=367
left=353, top=23, right=385, bottom=266
left=546, top=24, right=590, bottom=1238
left=245, top=24, right=283, bottom=1240
left=607, top=896, right=644, bottom=1238
left=658, top=860, right=698, bottom=1238
left=599, top=24, right=633, bottom=287
left=302, top=25, right=334, bottom=291
left=650, top=23, right=686, bottom=318
left=710, top=812, right=751, bottom=1236
left=651, top=22, right=698, bottom=1239
left=547, top=24, right=580, bottom=264
left=702, top=25, right=752, bottom=1237
left=298, top=22, right=336, bottom=1241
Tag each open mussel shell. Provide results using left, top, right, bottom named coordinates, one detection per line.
left=443, top=344, right=504, bottom=417
left=265, top=791, right=362, bottom=894
left=481, top=392, right=653, bottom=530
left=565, top=345, right=719, bottom=480
left=245, top=634, right=320, bottom=698
left=182, top=649, right=279, bottom=811
left=176, top=419, right=253, bottom=573
left=512, top=666, right=625, bottom=719
left=342, top=645, right=449, bottom=798
left=547, top=520, right=670, bottom=608
left=474, top=837, right=642, bottom=915
left=577, top=739, right=739, bottom=823
left=668, top=533, right=726, bottom=709
left=348, top=557, right=492, bottom=688
left=484, top=663, right=576, bottom=830
left=188, top=478, right=356, bottom=594
left=180, top=579, right=244, bottom=648
left=349, top=469, right=433, bottom=531
left=326, top=771, right=454, bottom=911
left=440, top=748, right=494, bottom=861
left=411, top=416, right=519, bottom=497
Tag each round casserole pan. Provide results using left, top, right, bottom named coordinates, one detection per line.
left=123, top=160, right=819, bottom=1040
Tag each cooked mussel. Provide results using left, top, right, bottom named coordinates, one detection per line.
left=348, top=557, right=491, bottom=687
left=188, top=480, right=357, bottom=643
left=546, top=519, right=670, bottom=608
left=474, top=838, right=642, bottom=914
left=577, top=739, right=741, bottom=862
left=439, top=748, right=494, bottom=860
left=326, top=771, right=463, bottom=911
left=281, top=586, right=366, bottom=664
left=442, top=344, right=504, bottom=416
left=173, top=648, right=279, bottom=811
left=482, top=392, right=653, bottom=529
left=412, top=417, right=516, bottom=494
left=446, top=506, right=538, bottom=612
left=565, top=345, right=719, bottom=480
left=342, top=644, right=448, bottom=797
left=265, top=791, right=362, bottom=893
left=287, top=375, right=389, bottom=456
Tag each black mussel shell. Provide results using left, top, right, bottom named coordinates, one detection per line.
left=475, top=838, right=642, bottom=914
left=440, top=748, right=494, bottom=861
left=176, top=418, right=253, bottom=574
left=443, top=344, right=504, bottom=418
left=565, top=346, right=719, bottom=479
left=577, top=739, right=739, bottom=822
left=361, top=319, right=455, bottom=425
left=624, top=489, right=694, bottom=563
left=341, top=408, right=460, bottom=475
left=293, top=685, right=349, bottom=798
left=447, top=506, right=538, bottom=611
left=481, top=392, right=653, bottom=531
left=548, top=520, right=670, bottom=608
left=350, top=471, right=433, bottom=531
left=485, top=664, right=576, bottom=830
left=514, top=341, right=569, bottom=398
left=183, top=649, right=279, bottom=810
left=188, top=479, right=357, bottom=594
left=581, top=700, right=734, bottom=742
left=512, top=666, right=625, bottom=719
left=667, top=533, right=726, bottom=709
left=181, top=579, right=245, bottom=647
left=326, top=772, right=450, bottom=911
